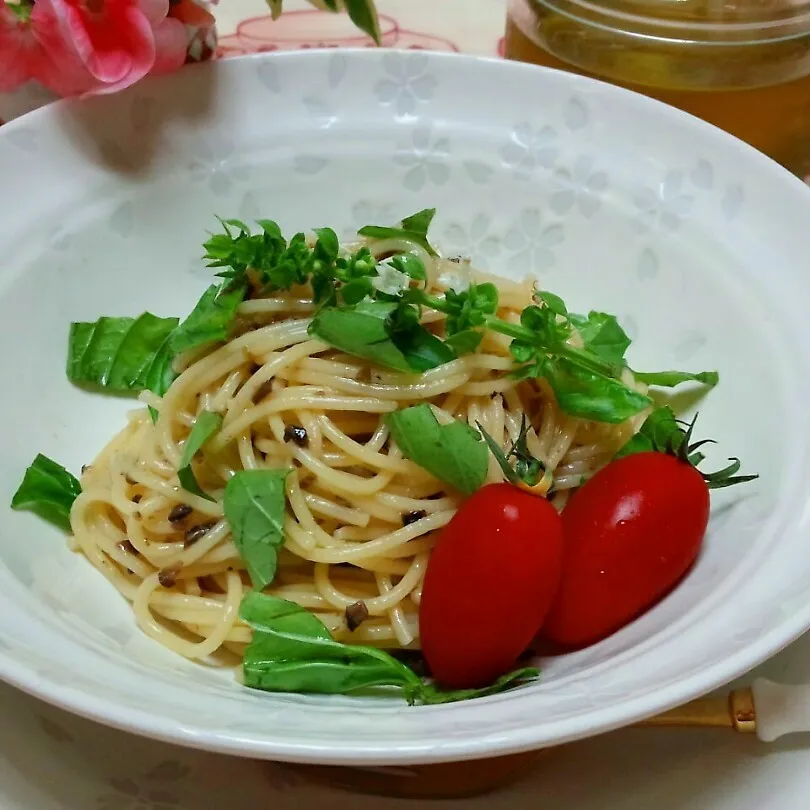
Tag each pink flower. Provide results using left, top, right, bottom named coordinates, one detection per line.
left=0, top=0, right=187, bottom=97
left=0, top=3, right=38, bottom=91
left=48, top=0, right=187, bottom=93
left=0, top=1, right=92, bottom=94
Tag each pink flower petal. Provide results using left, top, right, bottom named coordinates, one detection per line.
left=0, top=0, right=98, bottom=96
left=35, top=53, right=100, bottom=96
left=0, top=7, right=36, bottom=91
left=29, top=0, right=99, bottom=94
left=84, top=5, right=158, bottom=94
left=3, top=0, right=187, bottom=99
left=137, top=0, right=170, bottom=28
left=46, top=0, right=161, bottom=93
left=48, top=0, right=130, bottom=83
left=150, top=15, right=187, bottom=73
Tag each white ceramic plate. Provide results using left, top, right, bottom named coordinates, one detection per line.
left=1, top=50, right=810, bottom=766
left=6, top=643, right=810, bottom=810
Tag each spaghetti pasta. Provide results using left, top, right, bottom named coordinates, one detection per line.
left=69, top=248, right=648, bottom=664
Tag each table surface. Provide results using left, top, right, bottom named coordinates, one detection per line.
left=3, top=2, right=810, bottom=808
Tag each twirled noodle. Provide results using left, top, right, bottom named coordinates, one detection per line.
left=70, top=249, right=649, bottom=662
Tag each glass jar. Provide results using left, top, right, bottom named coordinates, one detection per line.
left=505, top=0, right=810, bottom=177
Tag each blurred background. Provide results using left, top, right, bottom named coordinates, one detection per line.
left=213, top=0, right=810, bottom=179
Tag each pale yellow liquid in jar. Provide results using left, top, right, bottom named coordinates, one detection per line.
left=505, top=0, right=810, bottom=177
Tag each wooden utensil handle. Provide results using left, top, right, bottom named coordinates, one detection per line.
left=637, top=687, right=756, bottom=731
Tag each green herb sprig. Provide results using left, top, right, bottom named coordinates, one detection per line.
left=203, top=209, right=720, bottom=425
left=476, top=415, right=549, bottom=489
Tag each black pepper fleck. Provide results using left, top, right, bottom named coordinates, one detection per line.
left=158, top=563, right=181, bottom=588
left=132, top=494, right=142, bottom=504
left=345, top=601, right=369, bottom=632
left=402, top=510, right=427, bottom=526
left=168, top=503, right=193, bottom=523
left=283, top=424, right=308, bottom=447
left=184, top=521, right=217, bottom=548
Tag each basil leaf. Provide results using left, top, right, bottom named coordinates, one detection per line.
left=389, top=253, right=426, bottom=281
left=313, top=226, right=339, bottom=265
left=358, top=208, right=438, bottom=257
left=309, top=301, right=410, bottom=371
left=444, top=329, right=483, bottom=355
left=309, top=301, right=453, bottom=373
left=615, top=406, right=682, bottom=458
left=569, top=311, right=631, bottom=366
left=542, top=359, right=653, bottom=424
left=224, top=470, right=290, bottom=591
left=420, top=667, right=540, bottom=705
left=11, top=454, right=81, bottom=532
left=240, top=593, right=423, bottom=697
left=537, top=291, right=568, bottom=317
left=632, top=369, right=719, bottom=388
left=245, top=658, right=419, bottom=696
left=343, top=0, right=381, bottom=43
left=142, top=330, right=178, bottom=422
left=340, top=277, right=374, bottom=305
left=242, top=591, right=334, bottom=643
left=268, top=2, right=379, bottom=41
left=387, top=308, right=456, bottom=372
left=401, top=208, right=435, bottom=234
left=178, top=411, right=223, bottom=500
left=67, top=314, right=179, bottom=394
left=386, top=404, right=488, bottom=495
left=509, top=341, right=535, bottom=364
left=241, top=594, right=538, bottom=702
left=170, top=281, right=248, bottom=354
